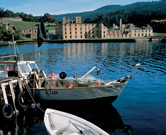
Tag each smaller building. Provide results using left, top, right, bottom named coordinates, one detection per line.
left=108, top=19, right=153, bottom=38
left=0, top=21, right=10, bottom=31
left=21, top=29, right=37, bottom=38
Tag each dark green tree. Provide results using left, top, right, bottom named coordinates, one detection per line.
left=40, top=13, right=58, bottom=23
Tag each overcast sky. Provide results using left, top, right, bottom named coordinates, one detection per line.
left=1, top=0, right=156, bottom=16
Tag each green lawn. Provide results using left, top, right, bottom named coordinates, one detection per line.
left=6, top=20, right=55, bottom=31
left=153, top=32, right=166, bottom=37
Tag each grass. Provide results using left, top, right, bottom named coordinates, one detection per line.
left=153, top=32, right=166, bottom=37
left=5, top=20, right=55, bottom=31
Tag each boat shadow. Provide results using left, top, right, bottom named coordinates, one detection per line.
left=0, top=103, right=134, bottom=135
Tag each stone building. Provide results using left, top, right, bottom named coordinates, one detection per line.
left=55, top=17, right=153, bottom=39
left=0, top=21, right=10, bottom=31
left=21, top=29, right=37, bottom=38
left=55, top=16, right=106, bottom=39
left=107, top=19, right=153, bottom=38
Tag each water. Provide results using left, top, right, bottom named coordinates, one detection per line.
left=0, top=41, right=166, bottom=135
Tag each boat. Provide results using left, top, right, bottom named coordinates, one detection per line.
left=0, top=58, right=140, bottom=103
left=44, top=108, right=110, bottom=135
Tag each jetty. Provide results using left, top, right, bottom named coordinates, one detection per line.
left=0, top=77, right=24, bottom=118
left=0, top=59, right=34, bottom=119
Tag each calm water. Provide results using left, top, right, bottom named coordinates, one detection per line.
left=0, top=41, right=166, bottom=135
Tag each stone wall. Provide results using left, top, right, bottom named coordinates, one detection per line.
left=0, top=17, right=23, bottom=22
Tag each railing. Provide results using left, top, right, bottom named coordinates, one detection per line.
left=38, top=78, right=106, bottom=89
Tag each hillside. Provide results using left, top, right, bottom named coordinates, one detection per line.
left=54, top=5, right=122, bottom=22
left=54, top=1, right=166, bottom=23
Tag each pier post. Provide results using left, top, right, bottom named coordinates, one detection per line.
left=9, top=81, right=18, bottom=114
left=1, top=83, right=9, bottom=105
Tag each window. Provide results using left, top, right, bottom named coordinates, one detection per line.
left=18, top=64, right=31, bottom=73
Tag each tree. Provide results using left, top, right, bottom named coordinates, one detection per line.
left=0, top=30, right=12, bottom=40
left=41, top=13, right=57, bottom=23
left=0, top=8, right=4, bottom=17
left=3, top=9, right=16, bottom=17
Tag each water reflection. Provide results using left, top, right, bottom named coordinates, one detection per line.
left=0, top=42, right=165, bottom=78
left=0, top=104, right=133, bottom=135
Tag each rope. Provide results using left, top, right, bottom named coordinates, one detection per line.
left=24, top=82, right=45, bottom=113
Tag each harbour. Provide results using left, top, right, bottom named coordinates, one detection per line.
left=0, top=41, right=166, bottom=135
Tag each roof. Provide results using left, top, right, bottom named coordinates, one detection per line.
left=133, top=27, right=142, bottom=30
left=145, top=25, right=153, bottom=30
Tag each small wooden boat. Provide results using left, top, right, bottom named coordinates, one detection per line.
left=44, top=108, right=110, bottom=135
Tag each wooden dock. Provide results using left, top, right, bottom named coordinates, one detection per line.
left=0, top=77, right=24, bottom=119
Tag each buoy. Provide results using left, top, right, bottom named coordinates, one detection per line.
left=48, top=72, right=56, bottom=79
left=2, top=104, right=13, bottom=119
left=59, top=72, right=67, bottom=79
left=7, top=66, right=10, bottom=72
left=16, top=92, right=28, bottom=111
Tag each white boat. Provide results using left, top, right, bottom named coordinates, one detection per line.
left=0, top=59, right=140, bottom=103
left=44, top=108, right=110, bottom=135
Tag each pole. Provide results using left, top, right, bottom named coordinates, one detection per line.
left=12, top=35, right=16, bottom=55
left=80, top=66, right=96, bottom=79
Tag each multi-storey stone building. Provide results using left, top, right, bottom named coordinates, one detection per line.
left=55, top=17, right=153, bottom=39
left=55, top=16, right=107, bottom=39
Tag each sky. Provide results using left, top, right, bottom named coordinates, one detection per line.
left=0, top=0, right=155, bottom=16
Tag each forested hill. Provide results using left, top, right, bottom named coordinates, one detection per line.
left=54, top=1, right=166, bottom=23
left=54, top=5, right=122, bottom=22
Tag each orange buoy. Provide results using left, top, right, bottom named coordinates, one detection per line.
left=48, top=72, right=56, bottom=79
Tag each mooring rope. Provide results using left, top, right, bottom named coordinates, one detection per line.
left=24, top=82, right=45, bottom=113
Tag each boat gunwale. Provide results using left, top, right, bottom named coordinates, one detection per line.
left=34, top=81, right=128, bottom=91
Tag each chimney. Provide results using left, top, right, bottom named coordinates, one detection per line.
left=130, top=24, right=133, bottom=30
left=120, top=19, right=122, bottom=30
left=62, top=17, right=66, bottom=24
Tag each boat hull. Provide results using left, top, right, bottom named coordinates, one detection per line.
left=35, top=82, right=127, bottom=103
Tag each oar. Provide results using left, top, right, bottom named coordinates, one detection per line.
left=70, top=122, right=85, bottom=135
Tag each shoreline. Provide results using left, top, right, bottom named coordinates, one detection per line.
left=0, top=38, right=163, bottom=46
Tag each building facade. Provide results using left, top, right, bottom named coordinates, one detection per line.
left=108, top=19, right=153, bottom=38
left=55, top=17, right=107, bottom=39
left=55, top=17, right=153, bottom=39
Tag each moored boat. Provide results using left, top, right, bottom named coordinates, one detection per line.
left=0, top=59, right=140, bottom=103
left=44, top=108, right=110, bottom=135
